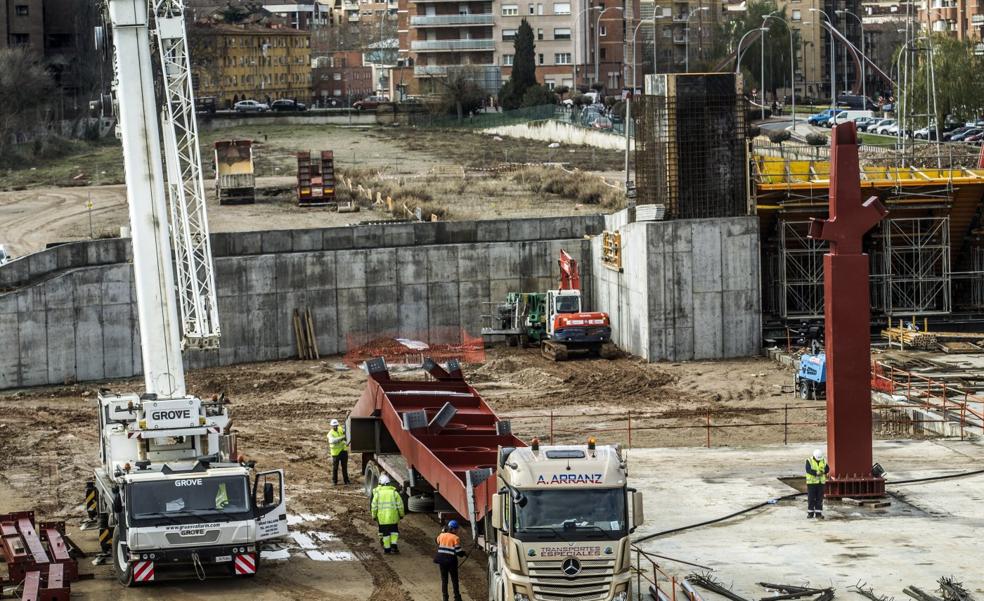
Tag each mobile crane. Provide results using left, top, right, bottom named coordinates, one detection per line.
left=86, top=0, right=287, bottom=585
left=349, top=358, right=643, bottom=601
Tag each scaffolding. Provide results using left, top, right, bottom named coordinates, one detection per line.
left=635, top=73, right=747, bottom=218
left=779, top=220, right=828, bottom=320
left=876, top=217, right=951, bottom=316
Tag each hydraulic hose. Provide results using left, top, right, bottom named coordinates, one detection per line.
left=632, top=468, right=984, bottom=544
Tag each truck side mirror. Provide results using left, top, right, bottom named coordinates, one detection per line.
left=631, top=491, right=644, bottom=531
left=263, top=482, right=274, bottom=506
left=491, top=493, right=503, bottom=530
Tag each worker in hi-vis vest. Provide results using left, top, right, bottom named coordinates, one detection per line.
left=805, top=448, right=830, bottom=519
left=327, top=418, right=350, bottom=485
left=371, top=474, right=405, bottom=553
left=434, top=519, right=466, bottom=601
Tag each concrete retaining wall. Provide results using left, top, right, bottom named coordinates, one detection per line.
left=591, top=213, right=761, bottom=361
left=484, top=120, right=631, bottom=151
left=0, top=217, right=601, bottom=389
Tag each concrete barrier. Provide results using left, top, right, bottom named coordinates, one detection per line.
left=484, top=120, right=632, bottom=151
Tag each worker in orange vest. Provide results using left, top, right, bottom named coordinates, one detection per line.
left=433, top=520, right=466, bottom=601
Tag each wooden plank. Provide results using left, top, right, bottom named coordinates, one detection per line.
left=17, top=518, right=49, bottom=565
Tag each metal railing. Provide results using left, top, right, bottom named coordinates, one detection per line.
left=410, top=14, right=494, bottom=26
left=410, top=39, right=496, bottom=51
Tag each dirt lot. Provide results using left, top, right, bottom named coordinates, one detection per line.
left=0, top=125, right=624, bottom=257
left=0, top=349, right=810, bottom=600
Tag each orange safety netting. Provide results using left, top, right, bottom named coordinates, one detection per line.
left=343, top=327, right=485, bottom=368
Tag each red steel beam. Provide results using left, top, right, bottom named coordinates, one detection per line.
left=808, top=123, right=887, bottom=498
left=17, top=517, right=50, bottom=566
left=351, top=361, right=526, bottom=521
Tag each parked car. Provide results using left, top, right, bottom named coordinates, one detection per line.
left=853, top=116, right=876, bottom=130
left=353, top=95, right=391, bottom=110
left=271, top=99, right=306, bottom=112
left=195, top=96, right=216, bottom=114
left=590, top=115, right=614, bottom=130
left=807, top=109, right=838, bottom=126
left=872, top=119, right=897, bottom=135
left=0, top=244, right=11, bottom=266
left=234, top=99, right=269, bottom=112
left=964, top=131, right=984, bottom=145
left=949, top=127, right=983, bottom=142
left=829, top=110, right=873, bottom=127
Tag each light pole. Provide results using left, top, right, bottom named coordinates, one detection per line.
left=572, top=5, right=601, bottom=91
left=764, top=14, right=796, bottom=130
left=810, top=7, right=836, bottom=108
left=595, top=6, right=624, bottom=84
left=735, top=27, right=768, bottom=74
left=836, top=9, right=865, bottom=108
left=684, top=6, right=708, bottom=73
left=626, top=16, right=659, bottom=190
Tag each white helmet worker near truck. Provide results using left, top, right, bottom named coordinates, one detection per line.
left=371, top=474, right=405, bottom=554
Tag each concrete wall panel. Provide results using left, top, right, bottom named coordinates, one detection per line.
left=0, top=313, right=19, bottom=387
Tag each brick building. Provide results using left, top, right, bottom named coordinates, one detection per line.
left=189, top=23, right=313, bottom=107
left=312, top=49, right=375, bottom=104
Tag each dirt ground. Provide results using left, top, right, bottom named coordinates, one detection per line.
left=0, top=125, right=624, bottom=257
left=0, top=349, right=811, bottom=600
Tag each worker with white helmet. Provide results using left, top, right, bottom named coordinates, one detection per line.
left=371, top=474, right=405, bottom=553
left=327, top=418, right=350, bottom=485
left=805, top=448, right=830, bottom=519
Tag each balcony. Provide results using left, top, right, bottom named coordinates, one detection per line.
left=410, top=14, right=494, bottom=26
left=410, top=39, right=495, bottom=51
left=414, top=63, right=494, bottom=76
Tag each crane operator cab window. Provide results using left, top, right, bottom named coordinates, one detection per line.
left=553, top=294, right=581, bottom=314
left=129, top=476, right=251, bottom=525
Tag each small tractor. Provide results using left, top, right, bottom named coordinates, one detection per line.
left=795, top=338, right=827, bottom=400
left=482, top=250, right=618, bottom=360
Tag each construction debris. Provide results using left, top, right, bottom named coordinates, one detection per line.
left=882, top=327, right=938, bottom=350
left=850, top=582, right=894, bottom=601
left=688, top=572, right=753, bottom=601
left=904, top=586, right=944, bottom=601
left=0, top=511, right=89, bottom=601
left=937, top=577, right=973, bottom=601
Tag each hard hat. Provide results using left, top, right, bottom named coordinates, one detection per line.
left=813, top=449, right=824, bottom=460
left=379, top=474, right=391, bottom=485
left=330, top=419, right=339, bottom=426
left=447, top=519, right=459, bottom=530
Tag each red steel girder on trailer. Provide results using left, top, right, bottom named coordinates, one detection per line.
left=808, top=123, right=887, bottom=498
left=351, top=358, right=526, bottom=522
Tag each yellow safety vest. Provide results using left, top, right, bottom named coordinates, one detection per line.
left=371, top=485, right=405, bottom=525
left=806, top=457, right=828, bottom=485
left=327, top=426, right=348, bottom=457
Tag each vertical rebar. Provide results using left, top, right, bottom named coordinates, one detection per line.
left=784, top=404, right=789, bottom=445
left=549, top=411, right=554, bottom=444
left=705, top=410, right=711, bottom=448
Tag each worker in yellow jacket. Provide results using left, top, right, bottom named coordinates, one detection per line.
left=370, top=474, right=405, bottom=554
left=327, top=418, right=350, bottom=485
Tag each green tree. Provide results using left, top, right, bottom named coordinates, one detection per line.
left=902, top=34, right=984, bottom=125
left=521, top=84, right=557, bottom=107
left=435, top=67, right=487, bottom=121
left=733, top=0, right=799, bottom=101
left=500, top=18, right=537, bottom=109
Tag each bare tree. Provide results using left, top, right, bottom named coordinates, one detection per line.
left=0, top=49, right=58, bottom=159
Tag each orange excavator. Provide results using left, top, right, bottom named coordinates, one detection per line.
left=483, top=250, right=618, bottom=360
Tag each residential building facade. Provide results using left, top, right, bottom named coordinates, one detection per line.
left=189, top=24, right=313, bottom=107
left=313, top=49, right=375, bottom=103
left=918, top=0, right=984, bottom=41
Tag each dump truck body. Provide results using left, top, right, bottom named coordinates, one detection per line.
left=214, top=140, right=256, bottom=205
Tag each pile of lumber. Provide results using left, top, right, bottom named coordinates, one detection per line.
left=882, top=327, right=938, bottom=350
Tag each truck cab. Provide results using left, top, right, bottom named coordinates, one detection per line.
left=489, top=442, right=643, bottom=601
left=92, top=391, right=287, bottom=585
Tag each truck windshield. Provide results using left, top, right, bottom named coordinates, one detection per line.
left=512, top=489, right=626, bottom=541
left=129, top=476, right=251, bottom=525
left=554, top=296, right=580, bottom=314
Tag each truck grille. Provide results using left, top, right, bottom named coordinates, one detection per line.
left=164, top=530, right=221, bottom=545
left=527, top=558, right=615, bottom=600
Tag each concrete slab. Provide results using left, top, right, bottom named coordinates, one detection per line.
left=631, top=440, right=984, bottom=594
left=366, top=248, right=397, bottom=287
left=291, top=228, right=324, bottom=252
left=17, top=310, right=47, bottom=386
left=101, top=303, right=134, bottom=378
left=0, top=313, right=18, bottom=388
left=335, top=250, right=367, bottom=289
left=45, top=308, right=75, bottom=384
left=75, top=305, right=105, bottom=381
left=261, top=230, right=293, bottom=254
left=426, top=247, right=458, bottom=283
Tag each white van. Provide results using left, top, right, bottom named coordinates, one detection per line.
left=0, top=245, right=10, bottom=266
left=828, top=110, right=874, bottom=127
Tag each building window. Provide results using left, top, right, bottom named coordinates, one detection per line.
left=554, top=52, right=571, bottom=64
left=502, top=3, right=518, bottom=15
left=600, top=48, right=606, bottom=59
left=334, top=73, right=342, bottom=80
left=14, top=5, right=28, bottom=16
left=553, top=27, right=571, bottom=40
left=502, top=29, right=517, bottom=40
left=529, top=4, right=534, bottom=14
left=11, top=33, right=29, bottom=45
left=599, top=25, right=607, bottom=36
left=539, top=53, right=544, bottom=64
left=537, top=28, right=544, bottom=40
left=546, top=80, right=555, bottom=89
left=503, top=53, right=514, bottom=65
left=553, top=2, right=570, bottom=14
left=792, top=9, right=801, bottom=20
left=537, top=3, right=543, bottom=14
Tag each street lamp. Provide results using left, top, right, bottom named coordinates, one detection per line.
left=836, top=9, right=866, bottom=109
left=684, top=6, right=708, bottom=73
left=735, top=27, right=768, bottom=74
left=595, top=6, right=624, bottom=84
left=809, top=7, right=836, bottom=108
left=764, top=13, right=796, bottom=131
left=572, top=6, right=601, bottom=91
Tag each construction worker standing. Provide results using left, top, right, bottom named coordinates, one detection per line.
left=805, top=448, right=829, bottom=519
left=434, top=520, right=466, bottom=601
left=370, top=474, right=405, bottom=553
left=327, top=418, right=350, bottom=485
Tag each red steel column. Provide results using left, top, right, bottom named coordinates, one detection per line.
left=807, top=123, right=887, bottom=498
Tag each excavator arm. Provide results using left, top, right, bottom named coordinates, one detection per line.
left=558, top=249, right=581, bottom=291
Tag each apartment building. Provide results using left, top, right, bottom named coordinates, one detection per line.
left=655, top=0, right=722, bottom=71
left=189, top=24, right=312, bottom=107
left=919, top=0, right=984, bottom=41
left=313, top=50, right=375, bottom=103
left=774, top=0, right=863, bottom=100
